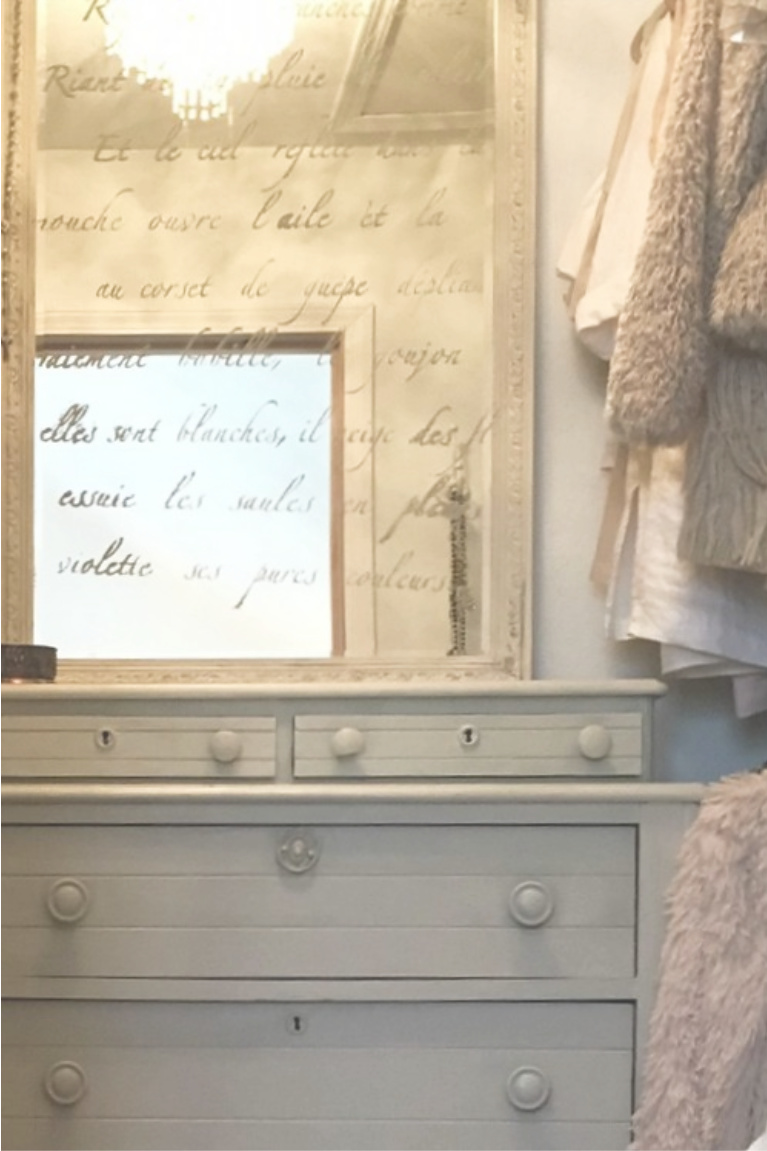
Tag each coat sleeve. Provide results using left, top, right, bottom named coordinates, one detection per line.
left=605, top=0, right=721, bottom=445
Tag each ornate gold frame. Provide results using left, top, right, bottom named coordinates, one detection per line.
left=1, top=0, right=536, bottom=684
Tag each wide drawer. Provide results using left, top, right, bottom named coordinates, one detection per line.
left=2, top=1000, right=633, bottom=1150
left=3, top=824, right=636, bottom=982
left=1, top=716, right=275, bottom=779
left=294, top=712, right=644, bottom=778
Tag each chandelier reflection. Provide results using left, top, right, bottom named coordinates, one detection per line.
left=108, top=0, right=298, bottom=121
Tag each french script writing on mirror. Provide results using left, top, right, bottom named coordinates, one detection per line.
left=2, top=0, right=535, bottom=684
left=35, top=334, right=345, bottom=659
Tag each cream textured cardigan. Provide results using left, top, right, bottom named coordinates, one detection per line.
left=606, top=0, right=767, bottom=573
left=631, top=771, right=767, bottom=1151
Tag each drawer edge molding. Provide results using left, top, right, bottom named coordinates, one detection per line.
left=1, top=780, right=707, bottom=807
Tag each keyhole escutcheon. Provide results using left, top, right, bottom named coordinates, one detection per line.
left=458, top=723, right=480, bottom=748
left=287, top=1013, right=307, bottom=1035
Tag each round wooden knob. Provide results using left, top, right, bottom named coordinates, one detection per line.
left=44, top=1061, right=87, bottom=1106
left=209, top=730, right=243, bottom=764
left=506, top=1066, right=551, bottom=1111
left=46, top=878, right=90, bottom=924
left=329, top=727, right=366, bottom=758
left=577, top=723, right=612, bottom=760
left=508, top=881, right=554, bottom=927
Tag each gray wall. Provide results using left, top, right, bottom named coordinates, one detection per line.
left=534, top=0, right=767, bottom=781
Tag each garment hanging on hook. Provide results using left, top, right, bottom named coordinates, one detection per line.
left=605, top=0, right=767, bottom=574
left=556, top=0, right=767, bottom=714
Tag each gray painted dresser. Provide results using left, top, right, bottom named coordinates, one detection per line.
left=2, top=682, right=703, bottom=1150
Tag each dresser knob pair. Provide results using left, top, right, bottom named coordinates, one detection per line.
left=330, top=724, right=611, bottom=761
left=40, top=1058, right=550, bottom=1112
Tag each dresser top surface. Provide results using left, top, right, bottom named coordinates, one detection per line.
left=1, top=678, right=667, bottom=702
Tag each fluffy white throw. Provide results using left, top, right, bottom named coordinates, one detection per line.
left=632, top=770, right=767, bottom=1150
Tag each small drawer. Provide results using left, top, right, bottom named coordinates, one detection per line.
left=1, top=716, right=275, bottom=779
left=3, top=823, right=636, bottom=982
left=2, top=999, right=633, bottom=1150
left=294, top=712, right=644, bottom=778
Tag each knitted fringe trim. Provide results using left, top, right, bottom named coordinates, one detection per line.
left=679, top=354, right=767, bottom=574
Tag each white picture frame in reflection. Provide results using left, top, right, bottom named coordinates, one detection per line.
left=1, top=0, right=535, bottom=683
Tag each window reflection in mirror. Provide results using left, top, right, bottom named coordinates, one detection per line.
left=35, top=334, right=343, bottom=658
left=25, top=0, right=531, bottom=672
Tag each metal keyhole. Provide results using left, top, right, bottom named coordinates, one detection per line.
left=95, top=728, right=116, bottom=750
left=459, top=724, right=479, bottom=748
left=287, top=1014, right=307, bottom=1035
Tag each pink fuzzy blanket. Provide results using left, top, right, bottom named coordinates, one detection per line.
left=632, top=770, right=767, bottom=1150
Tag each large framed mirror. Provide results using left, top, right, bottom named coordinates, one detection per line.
left=2, top=0, right=535, bottom=683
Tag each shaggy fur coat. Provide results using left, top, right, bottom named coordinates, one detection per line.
left=631, top=771, right=767, bottom=1151
left=606, top=0, right=767, bottom=573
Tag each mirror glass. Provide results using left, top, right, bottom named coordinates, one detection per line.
left=2, top=0, right=533, bottom=680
